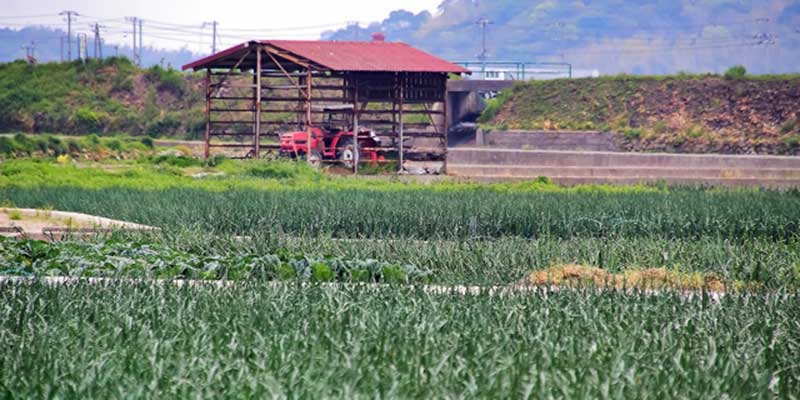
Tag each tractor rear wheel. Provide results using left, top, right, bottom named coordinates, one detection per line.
left=337, top=137, right=356, bottom=168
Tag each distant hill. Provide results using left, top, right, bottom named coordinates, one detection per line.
left=0, top=27, right=199, bottom=68
left=323, top=0, right=800, bottom=75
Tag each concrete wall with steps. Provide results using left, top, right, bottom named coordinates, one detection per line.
left=447, top=147, right=800, bottom=187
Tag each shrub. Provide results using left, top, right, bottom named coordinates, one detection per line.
left=779, top=118, right=797, bottom=134
left=0, top=137, right=17, bottom=155
left=477, top=88, right=515, bottom=124
left=622, top=128, right=643, bottom=140
left=111, top=74, right=134, bottom=93
left=66, top=139, right=81, bottom=154
left=12, top=133, right=33, bottom=154
left=9, top=209, right=21, bottom=220
left=145, top=65, right=185, bottom=95
left=73, top=107, right=101, bottom=132
left=724, top=65, right=747, bottom=80
left=151, top=155, right=200, bottom=168
left=146, top=113, right=182, bottom=138
left=247, top=163, right=298, bottom=180
left=47, top=136, right=67, bottom=155
left=106, top=139, right=123, bottom=152
left=141, top=137, right=154, bottom=149
left=33, top=136, right=49, bottom=153
left=205, top=154, right=226, bottom=168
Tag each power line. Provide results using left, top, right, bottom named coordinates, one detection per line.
left=0, top=14, right=57, bottom=20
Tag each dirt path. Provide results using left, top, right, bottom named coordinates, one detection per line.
left=0, top=208, right=158, bottom=240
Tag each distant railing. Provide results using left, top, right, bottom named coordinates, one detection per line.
left=456, top=61, right=574, bottom=81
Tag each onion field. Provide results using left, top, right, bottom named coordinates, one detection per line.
left=2, top=282, right=798, bottom=398
left=1, top=162, right=800, bottom=397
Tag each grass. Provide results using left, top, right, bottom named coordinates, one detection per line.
left=0, top=133, right=153, bottom=158
left=0, top=157, right=663, bottom=193
left=1, top=282, right=798, bottom=398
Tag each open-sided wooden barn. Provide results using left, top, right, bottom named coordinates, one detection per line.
left=182, top=38, right=469, bottom=172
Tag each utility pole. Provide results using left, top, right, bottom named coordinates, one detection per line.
left=203, top=21, right=218, bottom=53
left=127, top=17, right=137, bottom=64
left=349, top=21, right=359, bottom=40
left=77, top=33, right=88, bottom=61
left=22, top=41, right=35, bottom=59
left=60, top=11, right=78, bottom=61
left=476, top=18, right=492, bottom=78
left=95, top=24, right=103, bottom=59
left=212, top=21, right=217, bottom=53
left=139, top=19, right=143, bottom=64
left=91, top=23, right=99, bottom=58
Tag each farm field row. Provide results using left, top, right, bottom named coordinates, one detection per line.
left=0, top=163, right=800, bottom=240
left=3, top=232, right=797, bottom=288
left=2, top=282, right=798, bottom=398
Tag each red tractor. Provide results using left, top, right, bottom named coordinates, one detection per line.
left=279, top=106, right=383, bottom=167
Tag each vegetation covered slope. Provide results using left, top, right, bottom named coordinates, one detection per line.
left=480, top=73, right=800, bottom=155
left=0, top=58, right=205, bottom=137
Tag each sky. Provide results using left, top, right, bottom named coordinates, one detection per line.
left=0, top=0, right=442, bottom=53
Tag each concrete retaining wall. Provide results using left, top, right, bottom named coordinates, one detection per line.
left=481, top=131, right=620, bottom=152
left=447, top=147, right=800, bottom=187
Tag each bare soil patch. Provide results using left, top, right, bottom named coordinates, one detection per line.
left=519, top=264, right=745, bottom=293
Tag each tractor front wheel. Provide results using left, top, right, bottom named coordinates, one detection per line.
left=306, top=150, right=322, bottom=167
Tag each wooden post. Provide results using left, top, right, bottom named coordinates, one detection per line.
left=306, top=68, right=312, bottom=165
left=399, top=73, right=405, bottom=173
left=353, top=78, right=359, bottom=174
left=442, top=74, right=448, bottom=174
left=254, top=48, right=262, bottom=159
left=204, top=68, right=211, bottom=160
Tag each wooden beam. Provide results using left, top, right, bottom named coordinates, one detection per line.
left=264, top=48, right=308, bottom=98
left=254, top=45, right=262, bottom=158
left=204, top=69, right=211, bottom=160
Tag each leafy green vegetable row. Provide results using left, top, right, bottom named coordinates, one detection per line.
left=0, top=237, right=430, bottom=283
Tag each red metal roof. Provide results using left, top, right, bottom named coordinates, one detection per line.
left=182, top=40, right=470, bottom=74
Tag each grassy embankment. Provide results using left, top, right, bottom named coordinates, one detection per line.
left=0, top=58, right=205, bottom=137
left=479, top=71, right=800, bottom=155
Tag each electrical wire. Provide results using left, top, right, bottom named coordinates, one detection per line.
left=0, top=12, right=788, bottom=59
